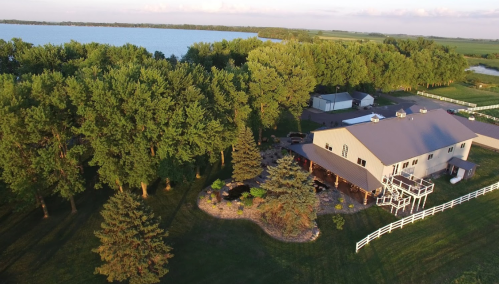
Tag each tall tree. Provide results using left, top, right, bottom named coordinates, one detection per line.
left=93, top=192, right=173, bottom=284
left=260, top=156, right=317, bottom=237
left=232, top=127, right=262, bottom=182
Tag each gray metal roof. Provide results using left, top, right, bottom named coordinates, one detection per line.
left=453, top=115, right=499, bottom=140
left=287, top=143, right=382, bottom=191
left=319, top=92, right=353, bottom=103
left=448, top=157, right=476, bottom=171
left=345, top=109, right=478, bottom=165
left=351, top=91, right=373, bottom=101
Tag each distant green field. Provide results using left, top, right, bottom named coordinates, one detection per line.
left=311, top=31, right=499, bottom=55
left=419, top=83, right=499, bottom=106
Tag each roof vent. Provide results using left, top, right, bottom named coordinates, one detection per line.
left=396, top=109, right=406, bottom=118
left=420, top=107, right=427, bottom=114
left=469, top=116, right=475, bottom=121
left=371, top=115, right=380, bottom=123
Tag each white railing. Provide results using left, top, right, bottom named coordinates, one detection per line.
left=458, top=109, right=499, bottom=122
left=416, top=91, right=477, bottom=108
left=355, top=181, right=499, bottom=253
left=467, top=104, right=499, bottom=111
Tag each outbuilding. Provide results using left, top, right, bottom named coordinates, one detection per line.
left=312, top=92, right=353, bottom=112
left=351, top=91, right=374, bottom=107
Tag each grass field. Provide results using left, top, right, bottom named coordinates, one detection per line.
left=418, top=83, right=499, bottom=106
left=1, top=145, right=499, bottom=283
left=479, top=109, right=499, bottom=118
left=310, top=30, right=499, bottom=55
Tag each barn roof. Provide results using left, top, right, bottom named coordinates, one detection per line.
left=319, top=92, right=353, bottom=103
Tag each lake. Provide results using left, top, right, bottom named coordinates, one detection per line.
left=466, top=65, right=499, bottom=77
left=0, top=24, right=276, bottom=58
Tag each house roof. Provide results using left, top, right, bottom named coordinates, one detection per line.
left=453, top=115, right=499, bottom=140
left=319, top=92, right=353, bottom=103
left=345, top=108, right=478, bottom=165
left=448, top=157, right=476, bottom=171
left=287, top=143, right=382, bottom=191
left=342, top=113, right=385, bottom=125
left=351, top=91, right=373, bottom=101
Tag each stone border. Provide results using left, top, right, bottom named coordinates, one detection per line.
left=197, top=181, right=320, bottom=243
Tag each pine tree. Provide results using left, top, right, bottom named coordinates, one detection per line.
left=260, top=156, right=317, bottom=237
left=232, top=127, right=262, bottom=182
left=93, top=192, right=173, bottom=284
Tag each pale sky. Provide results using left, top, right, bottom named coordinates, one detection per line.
left=1, top=0, right=498, bottom=39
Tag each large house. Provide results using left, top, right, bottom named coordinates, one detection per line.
left=288, top=108, right=477, bottom=214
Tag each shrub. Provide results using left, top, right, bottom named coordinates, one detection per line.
left=335, top=204, right=343, bottom=210
left=338, top=197, right=344, bottom=203
left=242, top=197, right=253, bottom=207
left=211, top=179, right=225, bottom=191
left=250, top=187, right=267, bottom=198
left=210, top=193, right=216, bottom=199
left=332, top=214, right=345, bottom=230
left=212, top=204, right=217, bottom=209
left=241, top=192, right=251, bottom=199
left=348, top=204, right=354, bottom=208
left=237, top=209, right=243, bottom=215
left=226, top=201, right=232, bottom=207
left=206, top=199, right=212, bottom=204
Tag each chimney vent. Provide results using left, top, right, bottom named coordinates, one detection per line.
left=396, top=109, right=406, bottom=118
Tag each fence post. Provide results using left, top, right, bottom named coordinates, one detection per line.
left=450, top=200, right=454, bottom=208
left=389, top=223, right=392, bottom=233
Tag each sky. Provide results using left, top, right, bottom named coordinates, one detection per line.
left=1, top=0, right=498, bottom=39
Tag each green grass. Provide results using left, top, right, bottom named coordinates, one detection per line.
left=456, top=111, right=499, bottom=125
left=479, top=109, right=499, bottom=118
left=261, top=114, right=322, bottom=139
left=1, top=146, right=499, bottom=283
left=419, top=83, right=499, bottom=106
left=374, top=96, right=396, bottom=106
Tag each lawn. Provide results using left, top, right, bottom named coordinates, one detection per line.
left=261, top=113, right=322, bottom=139
left=374, top=96, right=396, bottom=106
left=479, top=109, right=499, bottom=118
left=1, top=146, right=499, bottom=283
left=418, top=83, right=499, bottom=106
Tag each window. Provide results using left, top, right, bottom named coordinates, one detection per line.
left=448, top=147, right=454, bottom=153
left=468, top=169, right=473, bottom=176
left=328, top=146, right=332, bottom=151
left=342, top=144, right=348, bottom=158
left=460, top=143, right=466, bottom=148
left=325, top=143, right=329, bottom=149
left=428, top=154, right=434, bottom=160
left=357, top=158, right=366, bottom=167
left=402, top=162, right=409, bottom=169
left=412, top=159, right=418, bottom=166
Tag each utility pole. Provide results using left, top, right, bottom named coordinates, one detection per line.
left=333, top=86, right=339, bottom=111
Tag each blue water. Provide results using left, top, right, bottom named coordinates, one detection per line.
left=466, top=65, right=499, bottom=77
left=0, top=24, right=276, bottom=58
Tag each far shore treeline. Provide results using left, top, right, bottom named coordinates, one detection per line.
left=0, top=36, right=467, bottom=217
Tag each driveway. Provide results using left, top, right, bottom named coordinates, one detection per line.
left=301, top=93, right=466, bottom=128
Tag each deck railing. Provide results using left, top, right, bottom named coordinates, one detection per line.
left=355, top=181, right=499, bottom=253
left=382, top=174, right=434, bottom=197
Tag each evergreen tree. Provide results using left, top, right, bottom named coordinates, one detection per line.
left=93, top=192, right=173, bottom=284
left=260, top=156, right=317, bottom=237
left=232, top=127, right=262, bottom=182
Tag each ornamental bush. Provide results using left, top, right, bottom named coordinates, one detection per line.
left=250, top=187, right=267, bottom=198
left=332, top=214, right=345, bottom=230
left=211, top=179, right=225, bottom=191
left=335, top=204, right=343, bottom=210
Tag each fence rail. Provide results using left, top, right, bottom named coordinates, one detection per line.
left=355, top=181, right=499, bottom=253
left=416, top=91, right=477, bottom=108
left=458, top=109, right=499, bottom=122
left=467, top=104, right=499, bottom=111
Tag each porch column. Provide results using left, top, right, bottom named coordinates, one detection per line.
left=335, top=175, right=339, bottom=188
left=309, top=161, right=313, bottom=173
left=363, top=191, right=368, bottom=205
left=422, top=194, right=428, bottom=208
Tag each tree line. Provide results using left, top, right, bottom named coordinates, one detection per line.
left=0, top=36, right=467, bottom=217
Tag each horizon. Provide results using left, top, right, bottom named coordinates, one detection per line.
left=1, top=0, right=498, bottom=40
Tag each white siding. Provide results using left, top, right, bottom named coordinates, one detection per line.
left=332, top=100, right=352, bottom=110
left=359, top=96, right=374, bottom=107
left=313, top=128, right=385, bottom=179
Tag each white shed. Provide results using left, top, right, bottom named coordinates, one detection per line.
left=312, top=92, right=353, bottom=112
left=351, top=91, right=374, bottom=107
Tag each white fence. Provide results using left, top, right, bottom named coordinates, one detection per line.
left=355, top=181, right=499, bottom=253
left=416, top=91, right=477, bottom=108
left=467, top=104, right=499, bottom=112
left=458, top=109, right=499, bottom=122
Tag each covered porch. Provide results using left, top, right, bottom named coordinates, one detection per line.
left=287, top=143, right=382, bottom=205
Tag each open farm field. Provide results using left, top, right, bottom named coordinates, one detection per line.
left=1, top=146, right=499, bottom=284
